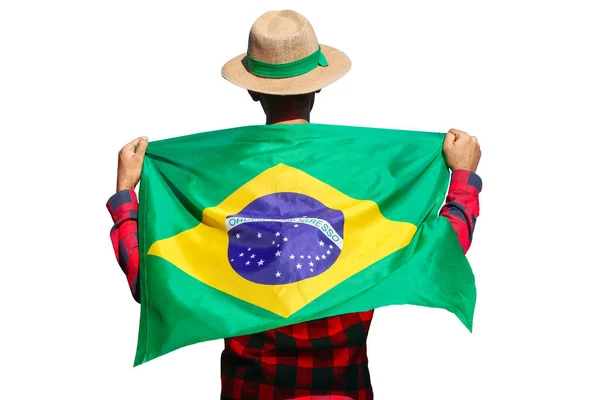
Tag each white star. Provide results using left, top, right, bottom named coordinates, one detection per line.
left=236, top=233, right=241, bottom=239
left=250, top=254, right=256, bottom=259
left=310, top=268, right=314, bottom=272
left=272, top=241, right=276, bottom=245
left=322, top=254, right=326, bottom=259
left=258, top=259, right=264, bottom=266
left=309, top=262, right=314, bottom=267
left=329, top=245, right=333, bottom=249
left=245, top=261, right=250, bottom=265
left=327, top=250, right=331, bottom=255
left=290, top=254, right=295, bottom=260
left=300, top=255, right=304, bottom=259
left=319, top=240, right=324, bottom=246
left=296, top=263, right=302, bottom=269
left=230, top=259, right=234, bottom=262
left=294, top=224, right=299, bottom=228
left=275, top=232, right=281, bottom=237
left=315, top=256, right=320, bottom=261
left=257, top=232, right=262, bottom=239
left=248, top=247, right=252, bottom=251
left=275, top=271, right=281, bottom=278
left=239, top=252, right=245, bottom=257
left=275, top=250, right=282, bottom=257
left=277, top=244, right=280, bottom=247
left=308, top=255, right=311, bottom=259
left=283, top=237, right=289, bottom=242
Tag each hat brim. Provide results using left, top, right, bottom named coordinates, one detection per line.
left=221, top=44, right=351, bottom=95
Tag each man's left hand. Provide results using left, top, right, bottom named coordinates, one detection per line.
left=116, top=136, right=148, bottom=192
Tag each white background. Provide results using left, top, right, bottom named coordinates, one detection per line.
left=1, top=1, right=599, bottom=399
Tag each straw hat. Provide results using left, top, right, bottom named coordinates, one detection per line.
left=221, top=10, right=351, bottom=95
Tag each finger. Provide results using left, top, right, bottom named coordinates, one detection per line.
left=134, top=137, right=149, bottom=158
left=449, top=128, right=469, bottom=140
left=443, top=131, right=456, bottom=147
left=124, top=136, right=143, bottom=152
left=455, top=131, right=472, bottom=144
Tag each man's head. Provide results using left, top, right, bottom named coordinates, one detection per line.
left=248, top=90, right=320, bottom=124
left=221, top=10, right=350, bottom=122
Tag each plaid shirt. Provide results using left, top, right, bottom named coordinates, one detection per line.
left=107, top=169, right=482, bottom=400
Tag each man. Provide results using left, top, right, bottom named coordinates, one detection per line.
left=107, top=10, right=482, bottom=400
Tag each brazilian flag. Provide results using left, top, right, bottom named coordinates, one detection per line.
left=135, top=123, right=476, bottom=366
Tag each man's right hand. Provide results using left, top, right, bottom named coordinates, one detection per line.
left=443, top=128, right=481, bottom=172
left=116, top=136, right=149, bottom=192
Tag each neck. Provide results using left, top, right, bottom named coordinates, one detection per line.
left=267, top=109, right=310, bottom=125
left=269, top=117, right=310, bottom=125
left=266, top=114, right=310, bottom=125
left=258, top=92, right=315, bottom=125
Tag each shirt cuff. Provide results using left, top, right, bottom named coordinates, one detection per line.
left=450, top=170, right=482, bottom=194
left=106, top=190, right=138, bottom=223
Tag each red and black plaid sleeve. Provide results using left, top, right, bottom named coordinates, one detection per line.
left=106, top=189, right=140, bottom=302
left=439, top=169, right=482, bottom=254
